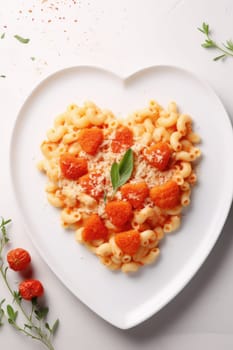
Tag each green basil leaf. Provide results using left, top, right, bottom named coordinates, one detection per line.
left=118, top=148, right=134, bottom=186
left=110, top=162, right=120, bottom=190
left=109, top=148, right=134, bottom=198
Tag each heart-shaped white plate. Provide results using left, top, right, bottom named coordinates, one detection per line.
left=10, top=65, right=233, bottom=329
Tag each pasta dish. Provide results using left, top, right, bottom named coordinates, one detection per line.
left=38, top=100, right=201, bottom=273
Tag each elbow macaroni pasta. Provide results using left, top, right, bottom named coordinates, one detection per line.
left=38, top=100, right=201, bottom=273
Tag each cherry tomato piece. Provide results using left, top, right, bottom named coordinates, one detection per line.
left=144, top=142, right=171, bottom=171
left=78, top=127, right=103, bottom=155
left=19, top=279, right=44, bottom=300
left=115, top=230, right=140, bottom=255
left=111, top=127, right=133, bottom=153
left=105, top=201, right=133, bottom=227
left=60, top=153, right=88, bottom=180
left=83, top=214, right=108, bottom=242
left=150, top=180, right=180, bottom=209
left=7, top=248, right=31, bottom=271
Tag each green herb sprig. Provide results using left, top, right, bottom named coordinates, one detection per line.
left=198, top=22, right=233, bottom=61
left=14, top=35, right=30, bottom=44
left=0, top=218, right=58, bottom=350
left=110, top=148, right=134, bottom=198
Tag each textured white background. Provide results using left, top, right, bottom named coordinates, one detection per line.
left=0, top=0, right=233, bottom=349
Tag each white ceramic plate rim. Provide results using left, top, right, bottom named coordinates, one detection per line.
left=9, top=64, right=233, bottom=329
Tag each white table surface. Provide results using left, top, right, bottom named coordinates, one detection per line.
left=0, top=0, right=233, bottom=349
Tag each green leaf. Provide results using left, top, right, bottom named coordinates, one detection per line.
left=30, top=56, right=36, bottom=61
left=14, top=35, right=30, bottom=44
left=110, top=148, right=134, bottom=196
left=51, top=319, right=59, bottom=335
left=225, top=39, right=233, bottom=51
left=197, top=27, right=205, bottom=34
left=45, top=322, right=52, bottom=332
left=1, top=33, right=5, bottom=39
left=110, top=162, right=120, bottom=190
left=2, top=219, right=11, bottom=226
left=119, top=149, right=133, bottom=174
left=34, top=306, right=49, bottom=320
left=6, top=305, right=14, bottom=320
left=7, top=305, right=18, bottom=321
left=0, top=299, right=5, bottom=326
left=213, top=54, right=226, bottom=61
left=202, top=22, right=209, bottom=35
left=0, top=218, right=11, bottom=244
left=118, top=148, right=134, bottom=186
left=201, top=39, right=216, bottom=48
left=24, top=324, right=32, bottom=330
left=13, top=291, right=22, bottom=303
left=0, top=310, right=4, bottom=326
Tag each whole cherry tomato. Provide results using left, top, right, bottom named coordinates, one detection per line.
left=7, top=248, right=31, bottom=271
left=19, top=279, right=44, bottom=300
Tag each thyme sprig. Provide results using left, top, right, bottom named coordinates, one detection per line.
left=198, top=22, right=233, bottom=61
left=0, top=218, right=59, bottom=350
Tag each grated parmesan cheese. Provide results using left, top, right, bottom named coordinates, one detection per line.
left=55, top=126, right=174, bottom=219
